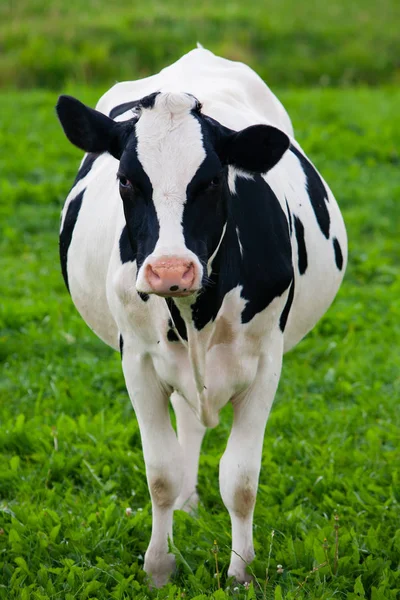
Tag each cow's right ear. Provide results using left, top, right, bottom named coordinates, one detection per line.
left=220, top=124, right=290, bottom=173
left=56, top=95, right=134, bottom=160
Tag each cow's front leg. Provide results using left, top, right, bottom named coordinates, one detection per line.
left=170, top=391, right=206, bottom=511
left=122, top=348, right=183, bottom=587
left=219, top=340, right=283, bottom=582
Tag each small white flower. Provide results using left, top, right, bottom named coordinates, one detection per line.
left=125, top=507, right=132, bottom=516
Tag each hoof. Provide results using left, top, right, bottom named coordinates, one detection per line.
left=227, top=551, right=255, bottom=584
left=144, top=552, right=176, bottom=588
left=227, top=567, right=253, bottom=584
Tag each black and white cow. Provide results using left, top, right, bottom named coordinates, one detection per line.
left=56, top=47, right=347, bottom=586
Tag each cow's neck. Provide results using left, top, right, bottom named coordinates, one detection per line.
left=167, top=220, right=250, bottom=427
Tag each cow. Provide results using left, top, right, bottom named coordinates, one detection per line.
left=56, top=47, right=347, bottom=587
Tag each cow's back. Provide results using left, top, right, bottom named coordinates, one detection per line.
left=96, top=48, right=294, bottom=135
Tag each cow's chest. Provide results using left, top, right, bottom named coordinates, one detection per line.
left=151, top=289, right=269, bottom=414
left=153, top=326, right=260, bottom=413
left=113, top=271, right=284, bottom=420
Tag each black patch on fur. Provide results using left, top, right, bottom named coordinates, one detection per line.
left=181, top=143, right=230, bottom=329
left=187, top=172, right=293, bottom=328
left=119, top=334, right=124, bottom=357
left=333, top=237, right=343, bottom=270
left=140, top=92, right=160, bottom=109
left=184, top=154, right=228, bottom=280
left=279, top=279, right=295, bottom=332
left=138, top=292, right=149, bottom=302
left=119, top=227, right=150, bottom=302
left=109, top=92, right=160, bottom=119
left=190, top=219, right=240, bottom=330
left=73, top=153, right=99, bottom=185
left=166, top=299, right=187, bottom=341
left=59, top=188, right=85, bottom=292
left=118, top=133, right=159, bottom=273
left=293, top=215, right=308, bottom=275
left=290, top=145, right=330, bottom=239
left=285, top=197, right=293, bottom=236
left=236, top=175, right=293, bottom=323
left=167, top=328, right=180, bottom=342
left=119, top=224, right=135, bottom=263
left=234, top=175, right=293, bottom=323
left=109, top=100, right=141, bottom=120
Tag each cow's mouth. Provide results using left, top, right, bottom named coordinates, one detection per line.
left=149, top=289, right=199, bottom=299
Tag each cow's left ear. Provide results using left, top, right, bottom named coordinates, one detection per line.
left=222, top=124, right=290, bottom=173
left=56, top=95, right=135, bottom=159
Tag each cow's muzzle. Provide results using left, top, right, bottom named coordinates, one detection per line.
left=142, top=257, right=200, bottom=297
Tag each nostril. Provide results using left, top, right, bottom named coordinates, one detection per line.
left=170, top=285, right=179, bottom=291
left=181, top=263, right=194, bottom=284
left=147, top=265, right=161, bottom=281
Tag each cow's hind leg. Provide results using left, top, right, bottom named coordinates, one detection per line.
left=122, top=347, right=184, bottom=588
left=219, top=336, right=283, bottom=582
left=171, top=391, right=206, bottom=512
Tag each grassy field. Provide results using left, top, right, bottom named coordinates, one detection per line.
left=1, top=86, right=399, bottom=600
left=1, top=1, right=400, bottom=598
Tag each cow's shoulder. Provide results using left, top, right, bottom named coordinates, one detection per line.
left=188, top=169, right=293, bottom=331
left=233, top=172, right=294, bottom=324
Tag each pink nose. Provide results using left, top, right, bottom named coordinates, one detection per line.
left=145, top=257, right=197, bottom=296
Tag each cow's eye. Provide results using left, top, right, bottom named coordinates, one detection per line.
left=208, top=175, right=222, bottom=189
left=119, top=176, right=132, bottom=189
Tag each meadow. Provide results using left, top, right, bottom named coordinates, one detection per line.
left=1, top=1, right=400, bottom=598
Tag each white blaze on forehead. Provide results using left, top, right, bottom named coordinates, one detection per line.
left=135, top=93, right=206, bottom=255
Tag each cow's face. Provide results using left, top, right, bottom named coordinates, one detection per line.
left=117, top=93, right=227, bottom=298
left=57, top=92, right=290, bottom=299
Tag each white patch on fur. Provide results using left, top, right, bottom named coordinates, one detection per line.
left=134, top=93, right=206, bottom=288
left=114, top=107, right=141, bottom=123
left=60, top=153, right=111, bottom=232
left=228, top=166, right=254, bottom=195
left=236, top=227, right=243, bottom=257
left=207, top=222, right=227, bottom=276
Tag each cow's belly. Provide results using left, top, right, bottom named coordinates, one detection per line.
left=62, top=164, right=123, bottom=351
left=283, top=259, right=344, bottom=353
left=283, top=205, right=347, bottom=352
left=67, top=244, right=119, bottom=351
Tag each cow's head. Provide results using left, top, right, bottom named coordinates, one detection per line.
left=57, top=92, right=290, bottom=299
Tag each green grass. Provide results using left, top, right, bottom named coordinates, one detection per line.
left=1, top=0, right=400, bottom=89
left=1, top=85, right=399, bottom=598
